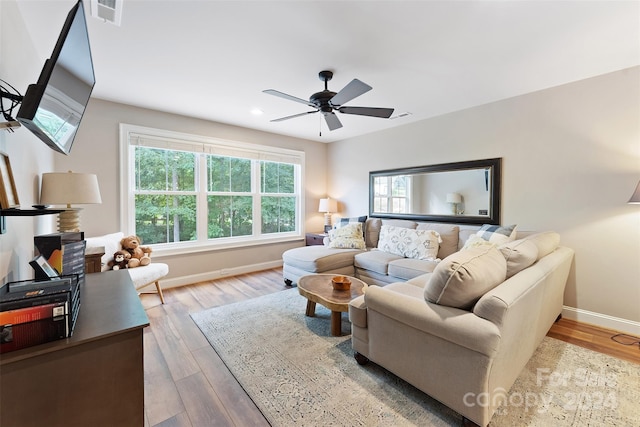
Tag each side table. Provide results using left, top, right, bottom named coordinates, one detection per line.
left=85, top=245, right=105, bottom=274
left=305, top=232, right=327, bottom=246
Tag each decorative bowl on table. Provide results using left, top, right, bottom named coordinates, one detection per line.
left=331, top=275, right=351, bottom=291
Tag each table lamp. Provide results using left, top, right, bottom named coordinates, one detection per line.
left=318, top=197, right=338, bottom=232
left=40, top=171, right=102, bottom=232
left=446, top=192, right=462, bottom=215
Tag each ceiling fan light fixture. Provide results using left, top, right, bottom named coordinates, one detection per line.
left=263, top=71, right=394, bottom=131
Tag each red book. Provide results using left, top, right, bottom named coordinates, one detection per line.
left=0, top=316, right=68, bottom=353
left=0, top=301, right=68, bottom=326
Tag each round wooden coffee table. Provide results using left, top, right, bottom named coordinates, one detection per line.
left=297, top=274, right=368, bottom=336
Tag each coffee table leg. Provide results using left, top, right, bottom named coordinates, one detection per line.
left=305, top=300, right=316, bottom=316
left=330, top=311, right=342, bottom=336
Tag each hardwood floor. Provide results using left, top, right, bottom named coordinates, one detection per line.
left=139, top=267, right=639, bottom=427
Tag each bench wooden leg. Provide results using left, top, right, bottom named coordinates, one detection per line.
left=154, top=280, right=165, bottom=304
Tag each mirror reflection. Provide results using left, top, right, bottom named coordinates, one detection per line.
left=369, top=158, right=501, bottom=225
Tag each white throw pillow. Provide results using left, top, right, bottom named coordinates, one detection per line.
left=462, top=234, right=496, bottom=251
left=377, top=225, right=441, bottom=260
left=424, top=245, right=507, bottom=310
left=523, top=231, right=560, bottom=260
left=328, top=223, right=366, bottom=249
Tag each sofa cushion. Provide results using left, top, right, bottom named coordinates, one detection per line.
left=476, top=224, right=517, bottom=245
left=498, top=239, right=539, bottom=278
left=381, top=219, right=418, bottom=229
left=458, top=227, right=479, bottom=249
left=377, top=225, right=441, bottom=260
left=354, top=250, right=402, bottom=275
left=424, top=245, right=507, bottom=310
left=364, top=218, right=382, bottom=248
left=523, top=231, right=560, bottom=260
left=282, top=246, right=362, bottom=273
left=328, top=222, right=366, bottom=249
left=416, top=223, right=459, bottom=259
left=388, top=258, right=439, bottom=280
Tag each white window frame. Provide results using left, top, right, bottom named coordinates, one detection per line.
left=119, top=123, right=305, bottom=256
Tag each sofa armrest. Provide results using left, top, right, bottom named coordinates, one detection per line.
left=348, top=294, right=367, bottom=328
left=365, top=284, right=501, bottom=357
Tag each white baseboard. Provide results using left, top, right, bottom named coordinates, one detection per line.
left=562, top=306, right=640, bottom=336
left=158, top=260, right=284, bottom=290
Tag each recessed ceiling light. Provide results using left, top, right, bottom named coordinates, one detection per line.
left=251, top=108, right=264, bottom=115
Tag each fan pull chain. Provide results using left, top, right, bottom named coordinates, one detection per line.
left=319, top=114, right=322, bottom=137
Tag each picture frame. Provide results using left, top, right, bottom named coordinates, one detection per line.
left=29, top=255, right=61, bottom=280
left=0, top=152, right=19, bottom=209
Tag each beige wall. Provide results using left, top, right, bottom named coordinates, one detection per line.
left=328, top=67, right=640, bottom=331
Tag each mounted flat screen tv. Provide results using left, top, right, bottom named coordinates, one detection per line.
left=17, top=0, right=95, bottom=155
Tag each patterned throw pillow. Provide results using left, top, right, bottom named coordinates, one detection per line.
left=333, top=216, right=367, bottom=236
left=377, top=225, right=442, bottom=260
left=335, top=215, right=367, bottom=229
left=328, top=223, right=366, bottom=249
left=476, top=224, right=517, bottom=245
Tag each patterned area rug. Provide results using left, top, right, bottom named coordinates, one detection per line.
left=191, top=288, right=640, bottom=426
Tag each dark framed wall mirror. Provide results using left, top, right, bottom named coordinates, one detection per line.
left=369, top=158, right=502, bottom=225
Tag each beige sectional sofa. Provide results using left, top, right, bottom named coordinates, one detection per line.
left=283, top=217, right=574, bottom=426
left=283, top=218, right=479, bottom=286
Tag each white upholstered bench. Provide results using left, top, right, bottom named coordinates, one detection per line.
left=85, top=232, right=167, bottom=304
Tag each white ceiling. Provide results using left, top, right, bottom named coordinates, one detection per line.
left=15, top=0, right=640, bottom=143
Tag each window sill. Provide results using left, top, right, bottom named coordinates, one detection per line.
left=148, top=234, right=305, bottom=259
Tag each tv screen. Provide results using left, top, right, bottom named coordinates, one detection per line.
left=17, top=1, right=95, bottom=155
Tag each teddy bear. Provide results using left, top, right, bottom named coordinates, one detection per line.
left=120, top=235, right=152, bottom=268
left=108, top=250, right=131, bottom=271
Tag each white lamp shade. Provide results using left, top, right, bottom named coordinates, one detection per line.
left=40, top=172, right=102, bottom=206
left=629, top=181, right=640, bottom=204
left=446, top=193, right=462, bottom=204
left=318, top=198, right=338, bottom=213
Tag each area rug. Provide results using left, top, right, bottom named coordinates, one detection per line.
left=191, top=288, right=640, bottom=426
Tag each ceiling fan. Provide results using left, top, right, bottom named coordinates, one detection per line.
left=263, top=70, right=394, bottom=132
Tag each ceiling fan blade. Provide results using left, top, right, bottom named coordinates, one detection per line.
left=338, top=106, right=394, bottom=118
left=271, top=110, right=318, bottom=122
left=324, top=112, right=343, bottom=131
left=263, top=89, right=315, bottom=108
left=329, top=79, right=372, bottom=106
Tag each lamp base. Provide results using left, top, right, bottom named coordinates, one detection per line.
left=324, top=212, right=332, bottom=228
left=57, top=209, right=82, bottom=232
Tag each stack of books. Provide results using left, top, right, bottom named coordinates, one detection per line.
left=0, top=274, right=81, bottom=353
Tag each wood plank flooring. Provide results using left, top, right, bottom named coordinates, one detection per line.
left=139, top=267, right=639, bottom=427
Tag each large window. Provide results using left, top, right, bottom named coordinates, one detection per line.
left=120, top=124, right=303, bottom=250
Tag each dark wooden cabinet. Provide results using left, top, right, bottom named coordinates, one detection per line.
left=305, top=232, right=327, bottom=246
left=0, top=270, right=149, bottom=427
